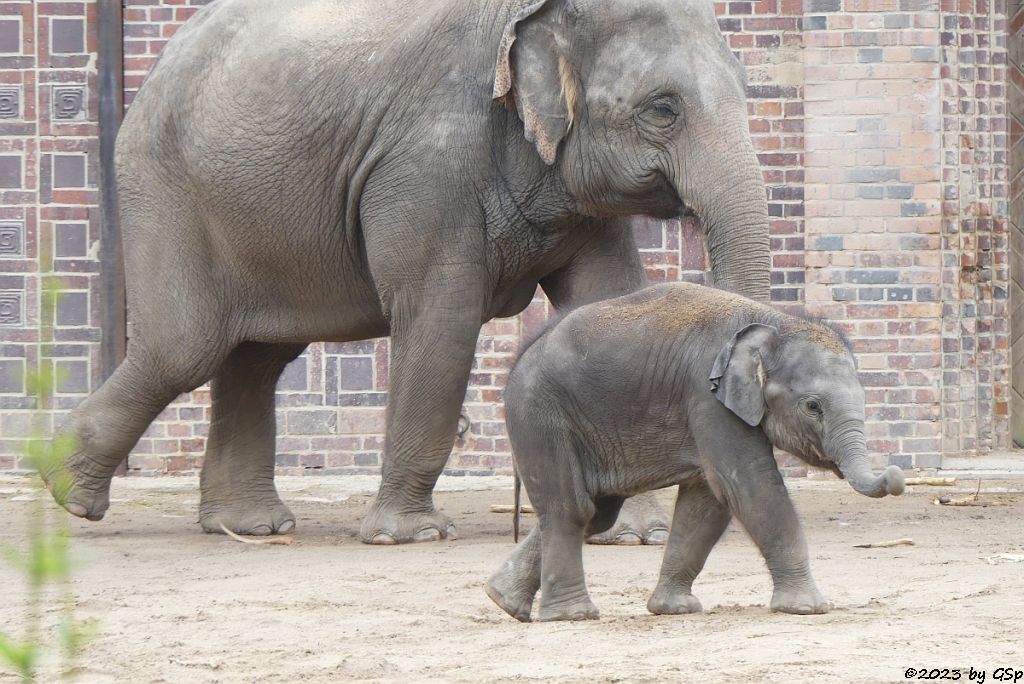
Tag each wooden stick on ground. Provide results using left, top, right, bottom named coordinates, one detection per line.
left=905, top=477, right=957, bottom=486
left=490, top=504, right=535, bottom=514
left=853, top=538, right=914, bottom=549
left=934, top=479, right=982, bottom=507
left=219, top=522, right=300, bottom=545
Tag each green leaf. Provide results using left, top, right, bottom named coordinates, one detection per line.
left=29, top=532, right=70, bottom=584
left=23, top=368, right=54, bottom=404
left=22, top=440, right=51, bottom=474
left=44, top=470, right=74, bottom=507
left=58, top=618, right=98, bottom=657
left=0, top=632, right=38, bottom=678
left=22, top=432, right=77, bottom=482
left=50, top=434, right=77, bottom=462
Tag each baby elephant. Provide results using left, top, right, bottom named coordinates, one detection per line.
left=486, top=282, right=904, bottom=622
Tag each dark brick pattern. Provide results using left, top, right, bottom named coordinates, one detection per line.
left=939, top=0, right=1011, bottom=454
left=0, top=0, right=101, bottom=463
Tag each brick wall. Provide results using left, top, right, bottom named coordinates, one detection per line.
left=0, top=0, right=1015, bottom=477
left=0, top=0, right=100, bottom=471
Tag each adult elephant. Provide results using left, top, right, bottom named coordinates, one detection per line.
left=45, top=0, right=770, bottom=544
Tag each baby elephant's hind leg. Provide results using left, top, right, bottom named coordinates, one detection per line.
left=648, top=482, right=731, bottom=615
left=486, top=526, right=542, bottom=622
left=485, top=495, right=621, bottom=622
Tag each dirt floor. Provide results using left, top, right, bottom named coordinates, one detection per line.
left=1, top=474, right=1022, bottom=683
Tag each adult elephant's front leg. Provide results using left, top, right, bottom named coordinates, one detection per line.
left=542, top=217, right=669, bottom=546
left=359, top=309, right=481, bottom=544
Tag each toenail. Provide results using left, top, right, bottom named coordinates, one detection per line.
left=277, top=520, right=295, bottom=534
left=413, top=528, right=442, bottom=543
left=445, top=523, right=459, bottom=540
left=249, top=525, right=272, bottom=536
left=645, top=529, right=669, bottom=545
left=65, top=502, right=88, bottom=518
left=615, top=532, right=643, bottom=545
left=369, top=533, right=397, bottom=545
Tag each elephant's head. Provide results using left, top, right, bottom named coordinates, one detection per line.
left=494, top=0, right=770, bottom=300
left=710, top=322, right=905, bottom=498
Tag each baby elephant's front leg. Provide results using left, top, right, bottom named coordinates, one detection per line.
left=537, top=515, right=599, bottom=621
left=722, top=467, right=831, bottom=615
left=695, top=426, right=831, bottom=615
left=648, top=482, right=732, bottom=615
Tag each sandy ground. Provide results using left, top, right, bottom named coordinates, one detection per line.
left=1, top=474, right=1022, bottom=683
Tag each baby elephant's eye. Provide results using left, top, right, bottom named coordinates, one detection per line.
left=805, top=399, right=822, bottom=414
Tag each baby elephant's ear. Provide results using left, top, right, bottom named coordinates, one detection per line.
left=709, top=323, right=779, bottom=427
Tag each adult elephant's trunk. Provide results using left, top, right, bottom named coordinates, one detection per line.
left=678, top=114, right=771, bottom=303
left=828, top=429, right=905, bottom=498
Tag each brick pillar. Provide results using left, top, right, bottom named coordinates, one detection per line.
left=940, top=0, right=1010, bottom=455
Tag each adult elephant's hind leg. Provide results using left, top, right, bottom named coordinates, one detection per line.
left=44, top=356, right=205, bottom=520
left=586, top=491, right=670, bottom=545
left=45, top=305, right=232, bottom=518
left=199, top=342, right=305, bottom=536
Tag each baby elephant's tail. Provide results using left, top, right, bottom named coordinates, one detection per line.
left=513, top=465, right=522, bottom=543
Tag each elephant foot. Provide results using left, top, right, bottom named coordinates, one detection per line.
left=200, top=498, right=296, bottom=536
left=586, top=494, right=669, bottom=546
left=646, top=587, right=703, bottom=615
left=359, top=501, right=457, bottom=545
left=485, top=570, right=536, bottom=623
left=485, top=557, right=540, bottom=622
left=538, top=596, right=600, bottom=622
left=770, top=585, right=831, bottom=615
left=41, top=452, right=113, bottom=522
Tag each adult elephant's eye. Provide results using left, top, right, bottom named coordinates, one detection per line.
left=805, top=399, right=822, bottom=415
left=642, top=96, right=680, bottom=128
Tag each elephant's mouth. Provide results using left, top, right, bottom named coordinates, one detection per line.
left=641, top=170, right=687, bottom=219
left=810, top=445, right=844, bottom=479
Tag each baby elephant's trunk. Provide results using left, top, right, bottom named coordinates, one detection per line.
left=830, top=432, right=905, bottom=498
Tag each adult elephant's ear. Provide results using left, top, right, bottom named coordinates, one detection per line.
left=709, top=324, right=778, bottom=427
left=493, top=0, right=579, bottom=165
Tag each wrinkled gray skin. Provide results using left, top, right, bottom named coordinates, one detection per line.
left=487, top=282, right=905, bottom=622
left=43, top=0, right=770, bottom=544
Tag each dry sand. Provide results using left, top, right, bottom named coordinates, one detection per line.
left=0, top=474, right=1022, bottom=683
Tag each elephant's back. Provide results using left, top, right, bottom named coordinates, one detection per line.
left=119, top=0, right=416, bottom=149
